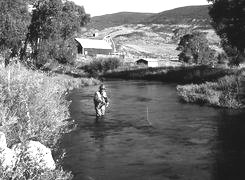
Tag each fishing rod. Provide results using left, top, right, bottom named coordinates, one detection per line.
left=146, top=106, right=152, bottom=126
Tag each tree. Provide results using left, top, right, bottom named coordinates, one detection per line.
left=172, top=27, right=192, bottom=43
left=208, top=0, right=245, bottom=65
left=21, top=0, right=90, bottom=67
left=177, top=32, right=216, bottom=64
left=0, top=0, right=30, bottom=65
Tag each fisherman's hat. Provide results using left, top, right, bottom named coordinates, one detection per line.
left=99, top=84, right=106, bottom=90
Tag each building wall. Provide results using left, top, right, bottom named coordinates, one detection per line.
left=76, top=43, right=112, bottom=56
left=136, top=59, right=159, bottom=67
left=84, top=48, right=112, bottom=56
left=148, top=61, right=159, bottom=67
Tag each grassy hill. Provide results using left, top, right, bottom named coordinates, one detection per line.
left=87, top=12, right=154, bottom=30
left=143, top=5, right=210, bottom=25
left=83, top=22, right=220, bottom=61
left=83, top=5, right=218, bottom=63
left=87, top=5, right=210, bottom=30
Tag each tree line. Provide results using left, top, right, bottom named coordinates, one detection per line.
left=0, top=0, right=90, bottom=67
left=176, top=0, right=245, bottom=66
left=208, top=0, right=245, bottom=65
left=0, top=0, right=245, bottom=68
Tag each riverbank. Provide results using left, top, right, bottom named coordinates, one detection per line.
left=103, top=65, right=245, bottom=108
left=0, top=63, right=99, bottom=179
left=103, top=65, right=237, bottom=84
left=62, top=80, right=245, bottom=180
left=177, top=74, right=245, bottom=108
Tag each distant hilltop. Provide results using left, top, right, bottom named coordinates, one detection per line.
left=87, top=5, right=211, bottom=30
left=87, top=12, right=154, bottom=30
left=143, top=5, right=210, bottom=25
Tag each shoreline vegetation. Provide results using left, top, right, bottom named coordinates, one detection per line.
left=0, top=62, right=99, bottom=179
left=0, top=61, right=242, bottom=178
left=103, top=65, right=237, bottom=83
left=102, top=65, right=245, bottom=108
left=177, top=75, right=245, bottom=109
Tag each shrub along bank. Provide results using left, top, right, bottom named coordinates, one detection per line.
left=103, top=63, right=245, bottom=108
left=103, top=65, right=237, bottom=84
left=83, top=57, right=122, bottom=77
left=177, top=75, right=245, bottom=108
left=0, top=63, right=99, bottom=179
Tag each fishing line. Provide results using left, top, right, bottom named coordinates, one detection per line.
left=146, top=105, right=152, bottom=126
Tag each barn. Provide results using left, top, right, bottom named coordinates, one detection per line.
left=75, top=38, right=113, bottom=56
left=136, top=58, right=159, bottom=67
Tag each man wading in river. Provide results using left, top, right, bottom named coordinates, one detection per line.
left=94, top=84, right=109, bottom=118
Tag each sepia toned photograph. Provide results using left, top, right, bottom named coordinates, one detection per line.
left=0, top=0, right=245, bottom=179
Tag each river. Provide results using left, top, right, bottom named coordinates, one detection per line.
left=61, top=80, right=245, bottom=180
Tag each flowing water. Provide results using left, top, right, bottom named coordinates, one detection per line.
left=62, top=80, right=245, bottom=180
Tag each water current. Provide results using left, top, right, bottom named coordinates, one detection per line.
left=62, top=80, right=245, bottom=180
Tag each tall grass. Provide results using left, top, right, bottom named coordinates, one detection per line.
left=0, top=165, right=73, bottom=180
left=0, top=63, right=99, bottom=179
left=177, top=75, right=243, bottom=108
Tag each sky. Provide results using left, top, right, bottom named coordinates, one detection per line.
left=72, top=0, right=209, bottom=17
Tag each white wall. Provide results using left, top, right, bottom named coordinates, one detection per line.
left=148, top=61, right=159, bottom=67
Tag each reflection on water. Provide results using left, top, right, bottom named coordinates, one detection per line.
left=214, top=110, right=245, bottom=180
left=61, top=80, right=245, bottom=180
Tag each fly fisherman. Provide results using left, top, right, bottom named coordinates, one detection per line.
left=94, top=84, right=109, bottom=118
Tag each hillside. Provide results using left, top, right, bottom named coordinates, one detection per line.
left=82, top=5, right=219, bottom=64
left=87, top=5, right=211, bottom=30
left=87, top=12, right=154, bottom=30
left=143, top=5, right=210, bottom=25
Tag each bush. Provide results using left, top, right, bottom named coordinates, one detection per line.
left=102, top=57, right=122, bottom=72
left=0, top=65, right=69, bottom=148
left=34, top=39, right=77, bottom=68
left=53, top=40, right=77, bottom=65
left=0, top=63, right=99, bottom=148
left=103, top=65, right=237, bottom=84
left=84, top=57, right=122, bottom=76
left=177, top=75, right=241, bottom=108
left=217, top=52, right=228, bottom=65
left=177, top=32, right=217, bottom=65
left=0, top=165, right=73, bottom=180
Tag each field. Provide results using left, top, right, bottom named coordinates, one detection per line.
left=83, top=23, right=221, bottom=65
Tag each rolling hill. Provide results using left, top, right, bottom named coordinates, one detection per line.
left=143, top=5, right=210, bottom=25
left=87, top=12, right=154, bottom=30
left=87, top=5, right=211, bottom=30
left=83, top=5, right=218, bottom=63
